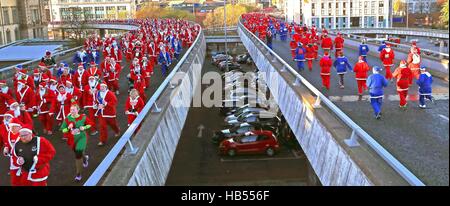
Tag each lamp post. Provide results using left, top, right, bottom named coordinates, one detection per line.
left=224, top=0, right=228, bottom=72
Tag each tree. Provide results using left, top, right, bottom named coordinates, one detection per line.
left=135, top=4, right=195, bottom=21
left=393, top=0, right=406, bottom=15
left=203, top=4, right=258, bottom=28
left=64, top=7, right=88, bottom=45
left=440, top=0, right=449, bottom=28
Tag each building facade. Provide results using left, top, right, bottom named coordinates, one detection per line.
left=0, top=0, right=20, bottom=45
left=285, top=0, right=393, bottom=29
left=18, top=0, right=49, bottom=40
left=49, top=0, right=142, bottom=22
left=407, top=0, right=437, bottom=14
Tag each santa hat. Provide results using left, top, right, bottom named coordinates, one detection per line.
left=100, top=81, right=108, bottom=87
left=386, top=43, right=391, bottom=47
left=358, top=56, right=364, bottom=62
left=66, top=79, right=73, bottom=85
left=412, top=41, right=417, bottom=46
left=45, top=50, right=51, bottom=56
left=41, top=74, right=49, bottom=82
left=39, top=82, right=47, bottom=88
left=89, top=61, right=96, bottom=66
left=18, top=69, right=27, bottom=75
left=4, top=110, right=14, bottom=118
left=0, top=80, right=6, bottom=85
left=57, top=84, right=65, bottom=89
left=33, top=69, right=39, bottom=75
left=88, top=75, right=96, bottom=80
left=19, top=124, right=33, bottom=134
left=15, top=65, right=23, bottom=70
left=78, top=63, right=84, bottom=68
left=400, top=60, right=407, bottom=68
left=8, top=100, right=19, bottom=108
left=8, top=118, right=23, bottom=127
left=324, top=51, right=329, bottom=56
left=38, top=62, right=47, bottom=68
left=372, top=66, right=382, bottom=73
left=420, top=66, right=427, bottom=71
left=50, top=76, right=58, bottom=83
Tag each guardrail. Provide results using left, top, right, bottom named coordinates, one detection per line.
left=335, top=27, right=449, bottom=34
left=239, top=18, right=425, bottom=186
left=84, top=23, right=203, bottom=186
left=328, top=31, right=449, bottom=60
left=332, top=28, right=449, bottom=39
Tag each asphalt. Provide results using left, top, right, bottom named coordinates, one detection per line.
left=165, top=48, right=308, bottom=186
left=0, top=50, right=185, bottom=186
left=270, top=37, right=449, bottom=185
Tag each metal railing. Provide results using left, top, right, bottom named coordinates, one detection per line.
left=83, top=23, right=203, bottom=186
left=238, top=18, right=425, bottom=186
left=334, top=27, right=449, bottom=34
left=327, top=31, right=449, bottom=60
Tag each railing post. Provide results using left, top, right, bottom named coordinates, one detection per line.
left=280, top=65, right=287, bottom=72
left=126, top=139, right=139, bottom=155
left=271, top=56, right=277, bottom=63
left=152, top=102, right=162, bottom=113
left=312, top=96, right=321, bottom=108
left=344, top=130, right=360, bottom=147
left=292, top=77, right=300, bottom=86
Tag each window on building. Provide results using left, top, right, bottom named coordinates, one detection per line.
left=106, top=6, right=116, bottom=19
left=83, top=7, right=94, bottom=20
left=11, top=7, right=19, bottom=24
left=312, top=3, right=315, bottom=10
left=118, top=6, right=127, bottom=19
left=32, top=9, right=41, bottom=23
left=3, top=8, right=10, bottom=25
left=321, top=3, right=324, bottom=9
left=0, top=32, right=3, bottom=45
left=60, top=8, right=71, bottom=21
left=379, top=1, right=384, bottom=8
left=59, top=0, right=69, bottom=3
left=6, top=29, right=11, bottom=43
left=95, top=7, right=104, bottom=19
left=14, top=28, right=19, bottom=40
left=350, top=2, right=353, bottom=8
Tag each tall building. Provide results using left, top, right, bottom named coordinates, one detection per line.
left=0, top=0, right=20, bottom=45
left=407, top=0, right=437, bottom=14
left=285, top=0, right=393, bottom=29
left=49, top=0, right=142, bottom=22
left=18, top=0, right=49, bottom=40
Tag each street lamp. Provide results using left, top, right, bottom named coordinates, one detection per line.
left=224, top=0, right=228, bottom=72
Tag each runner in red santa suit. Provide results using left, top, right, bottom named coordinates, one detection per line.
left=125, top=89, right=145, bottom=127
left=9, top=101, right=33, bottom=128
left=82, top=76, right=100, bottom=136
left=15, top=80, right=35, bottom=116
left=34, top=82, right=55, bottom=135
left=305, top=43, right=315, bottom=71
left=65, top=80, right=82, bottom=107
left=393, top=60, right=413, bottom=109
left=129, top=60, right=147, bottom=102
left=321, top=32, right=333, bottom=54
left=334, top=33, right=345, bottom=58
left=58, top=65, right=73, bottom=86
left=289, top=40, right=298, bottom=60
left=142, top=56, right=154, bottom=89
left=319, top=51, right=333, bottom=91
left=95, top=82, right=120, bottom=146
left=407, top=47, right=421, bottom=82
left=0, top=80, right=14, bottom=121
left=14, top=69, right=35, bottom=92
left=50, top=84, right=74, bottom=131
left=13, top=124, right=55, bottom=186
left=148, top=41, right=158, bottom=65
left=1, top=116, right=22, bottom=186
left=104, top=58, right=121, bottom=95
left=379, top=44, right=395, bottom=80
left=353, top=56, right=370, bottom=101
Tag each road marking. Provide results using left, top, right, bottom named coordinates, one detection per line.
left=439, top=114, right=449, bottom=121
left=328, top=93, right=449, bottom=102
left=197, top=124, right=205, bottom=138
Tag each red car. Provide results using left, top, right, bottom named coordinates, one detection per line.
left=219, top=130, right=280, bottom=157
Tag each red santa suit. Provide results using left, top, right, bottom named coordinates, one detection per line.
left=407, top=48, right=421, bottom=81
left=35, top=83, right=55, bottom=134
left=13, top=70, right=35, bottom=93
left=65, top=80, right=82, bottom=107
left=379, top=46, right=395, bottom=80
left=87, top=65, right=103, bottom=79
left=105, top=61, right=121, bottom=93
left=15, top=81, right=35, bottom=114
left=1, top=116, right=22, bottom=186
left=129, top=67, right=147, bottom=102
left=319, top=54, right=333, bottom=90
left=305, top=45, right=315, bottom=71
left=58, top=72, right=72, bottom=86
left=125, top=95, right=145, bottom=126
left=148, top=43, right=158, bottom=65
left=13, top=127, right=56, bottom=186
left=321, top=36, right=333, bottom=51
left=289, top=40, right=297, bottom=60
left=50, top=87, right=73, bottom=122
left=142, top=59, right=154, bottom=88
left=0, top=80, right=14, bottom=121
left=96, top=85, right=120, bottom=144
left=82, top=78, right=100, bottom=133
left=73, top=66, right=89, bottom=91
left=334, top=35, right=345, bottom=57
left=353, top=57, right=370, bottom=95
left=111, top=47, right=123, bottom=64
left=393, top=61, right=413, bottom=107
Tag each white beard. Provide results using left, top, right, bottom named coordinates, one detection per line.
left=14, top=108, right=20, bottom=117
left=89, top=81, right=96, bottom=88
left=385, top=48, right=391, bottom=52
left=39, top=90, right=45, bottom=97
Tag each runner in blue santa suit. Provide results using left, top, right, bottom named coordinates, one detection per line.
left=366, top=66, right=389, bottom=119
left=294, top=43, right=306, bottom=72
left=279, top=22, right=288, bottom=42
left=416, top=66, right=434, bottom=108
left=333, top=51, right=353, bottom=88
left=359, top=39, right=370, bottom=62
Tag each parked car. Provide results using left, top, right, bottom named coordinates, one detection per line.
left=212, top=122, right=278, bottom=144
left=226, top=113, right=280, bottom=126
left=218, top=60, right=241, bottom=71
left=219, top=130, right=280, bottom=157
left=236, top=53, right=253, bottom=64
left=220, top=102, right=270, bottom=116
left=224, top=108, right=272, bottom=122
left=212, top=54, right=233, bottom=65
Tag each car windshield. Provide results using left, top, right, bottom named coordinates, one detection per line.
left=239, top=135, right=258, bottom=143
left=237, top=126, right=252, bottom=133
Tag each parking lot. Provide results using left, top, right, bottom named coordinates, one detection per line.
left=166, top=46, right=308, bottom=186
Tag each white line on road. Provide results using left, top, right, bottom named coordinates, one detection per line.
left=439, top=114, right=449, bottom=121
left=328, top=93, right=449, bottom=102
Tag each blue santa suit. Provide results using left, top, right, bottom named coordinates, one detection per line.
left=359, top=44, right=370, bottom=62
left=416, top=71, right=433, bottom=106
left=73, top=51, right=89, bottom=69
left=366, top=72, right=389, bottom=117
left=88, top=50, right=102, bottom=65
left=333, top=56, right=352, bottom=75
left=172, top=40, right=182, bottom=60
left=377, top=43, right=386, bottom=52
left=158, top=51, right=172, bottom=76
left=279, top=23, right=288, bottom=41
left=294, top=46, right=306, bottom=71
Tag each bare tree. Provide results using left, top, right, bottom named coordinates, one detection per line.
left=65, top=7, right=88, bottom=45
